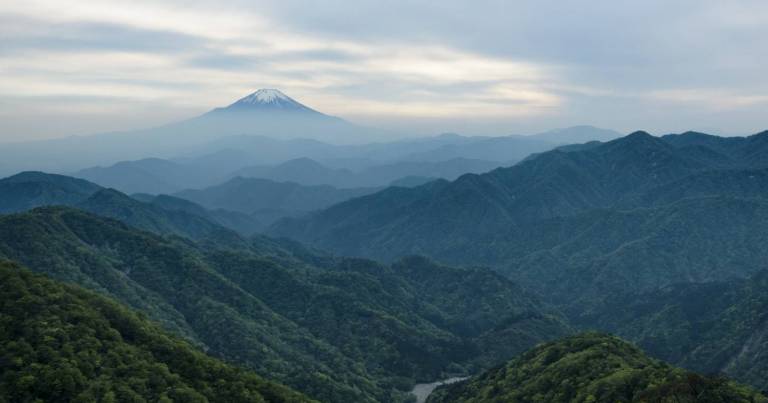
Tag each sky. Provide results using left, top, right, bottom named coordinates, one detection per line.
left=1, top=0, right=767, bottom=142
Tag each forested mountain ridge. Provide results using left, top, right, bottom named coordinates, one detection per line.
left=173, top=176, right=382, bottom=227
left=0, top=171, right=261, bottom=238
left=267, top=130, right=768, bottom=393
left=69, top=126, right=617, bottom=194
left=0, top=260, right=314, bottom=403
left=229, top=157, right=500, bottom=189
left=79, top=188, right=250, bottom=246
left=662, top=130, right=768, bottom=167
left=76, top=157, right=190, bottom=194
left=269, top=130, right=768, bottom=261
left=0, top=171, right=102, bottom=213
left=0, top=206, right=568, bottom=402
left=133, top=193, right=264, bottom=236
left=620, top=167, right=768, bottom=207
left=499, top=196, right=768, bottom=305
left=427, top=333, right=767, bottom=403
left=267, top=132, right=768, bottom=305
left=589, top=269, right=768, bottom=390
left=75, top=153, right=499, bottom=194
left=0, top=207, right=390, bottom=402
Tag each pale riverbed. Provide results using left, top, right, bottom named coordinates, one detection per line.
left=410, top=377, right=469, bottom=403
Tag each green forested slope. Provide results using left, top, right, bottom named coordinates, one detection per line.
left=0, top=171, right=101, bottom=213
left=590, top=270, right=768, bottom=390
left=0, top=207, right=394, bottom=402
left=0, top=171, right=260, bottom=239
left=500, top=196, right=768, bottom=309
left=0, top=207, right=567, bottom=402
left=207, top=252, right=568, bottom=380
left=143, top=193, right=264, bottom=235
left=0, top=260, right=313, bottom=403
left=427, top=333, right=767, bottom=403
left=78, top=188, right=248, bottom=247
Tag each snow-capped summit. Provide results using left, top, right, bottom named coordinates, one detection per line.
left=184, top=88, right=387, bottom=144
left=237, top=89, right=290, bottom=104
left=226, top=89, right=316, bottom=112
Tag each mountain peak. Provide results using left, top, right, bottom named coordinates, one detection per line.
left=625, top=130, right=654, bottom=139
left=596, top=130, right=670, bottom=154
left=191, top=88, right=374, bottom=144
left=613, top=130, right=663, bottom=146
left=238, top=89, right=291, bottom=104
left=1, top=171, right=101, bottom=192
left=226, top=89, right=316, bottom=113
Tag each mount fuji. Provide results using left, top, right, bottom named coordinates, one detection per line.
left=174, top=88, right=376, bottom=144
left=218, top=88, right=320, bottom=112
left=0, top=89, right=387, bottom=175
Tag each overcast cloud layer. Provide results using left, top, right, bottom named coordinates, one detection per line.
left=1, top=0, right=767, bottom=141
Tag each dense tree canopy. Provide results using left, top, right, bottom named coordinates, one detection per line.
left=0, top=207, right=568, bottom=402
left=0, top=260, right=313, bottom=403
left=428, top=333, right=767, bottom=403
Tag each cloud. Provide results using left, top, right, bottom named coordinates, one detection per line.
left=0, top=0, right=767, bottom=140
left=648, top=89, right=768, bottom=110
left=0, top=17, right=204, bottom=54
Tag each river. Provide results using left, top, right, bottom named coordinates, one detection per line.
left=410, top=377, right=469, bottom=403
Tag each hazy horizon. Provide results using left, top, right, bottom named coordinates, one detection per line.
left=2, top=1, right=767, bottom=142
left=0, top=88, right=620, bottom=145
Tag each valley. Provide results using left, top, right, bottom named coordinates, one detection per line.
left=412, top=377, right=469, bottom=403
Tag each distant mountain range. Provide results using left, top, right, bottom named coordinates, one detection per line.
left=0, top=86, right=621, bottom=177
left=0, top=171, right=102, bottom=213
left=75, top=154, right=502, bottom=194
left=270, top=130, right=768, bottom=260
left=3, top=169, right=495, bottom=236
left=76, top=157, right=208, bottom=195
left=531, top=125, right=622, bottom=144
left=0, top=171, right=260, bottom=238
left=230, top=157, right=501, bottom=189
left=186, top=125, right=619, bottom=167
left=1, top=170, right=403, bottom=235
left=173, top=176, right=383, bottom=227
left=0, top=89, right=386, bottom=175
left=401, top=126, right=620, bottom=163
left=70, top=124, right=620, bottom=195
